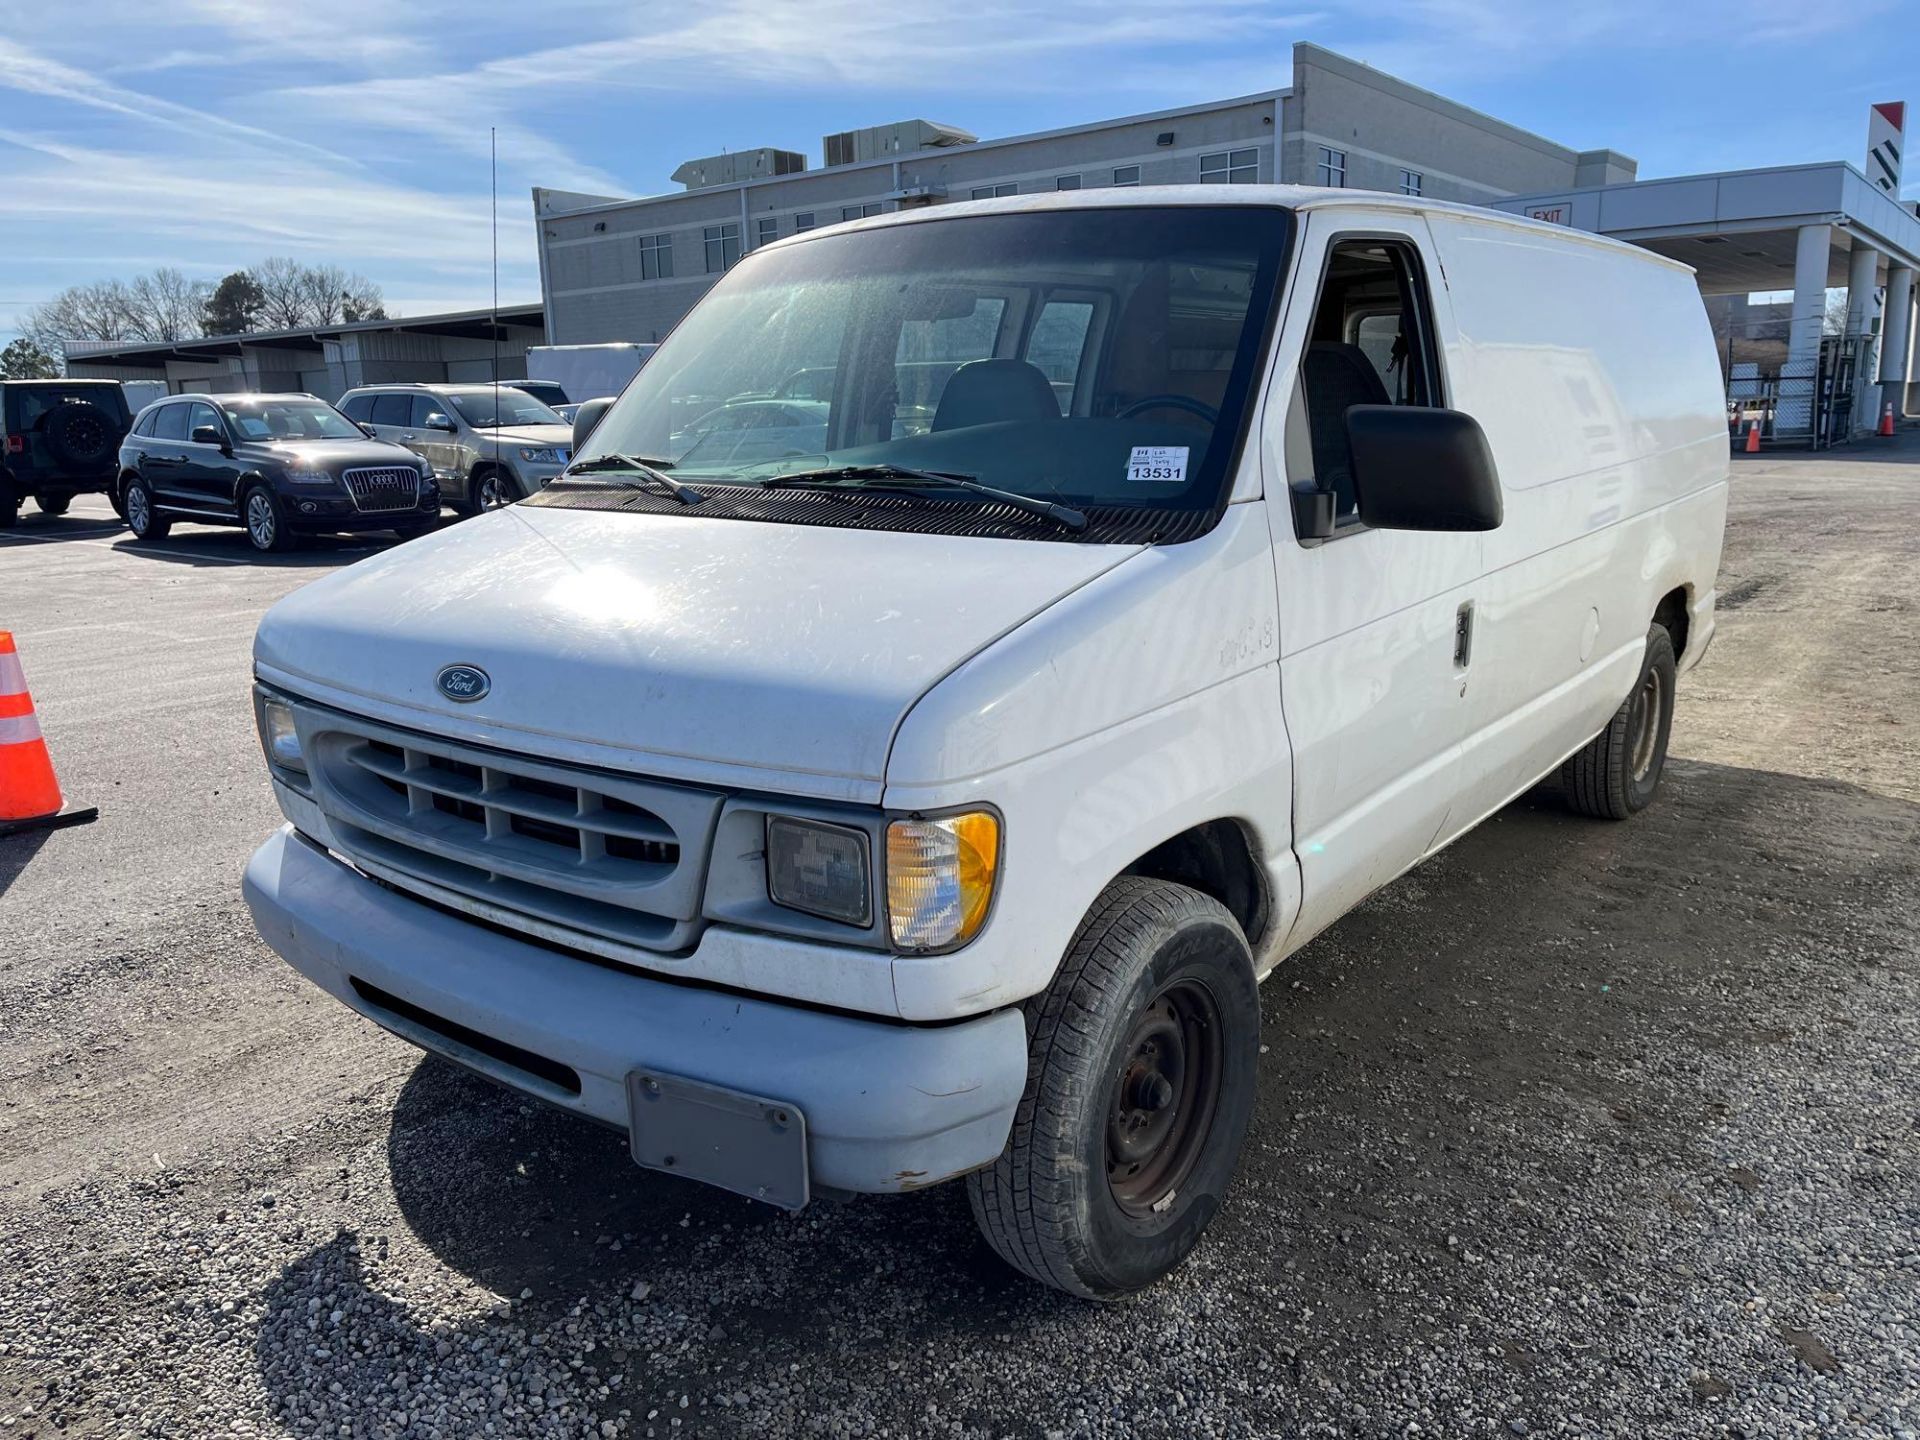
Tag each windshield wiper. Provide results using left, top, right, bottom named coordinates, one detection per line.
left=563, top=453, right=706, bottom=505
left=756, top=464, right=1087, bottom=533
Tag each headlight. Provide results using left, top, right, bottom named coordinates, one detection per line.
left=282, top=467, right=334, bottom=486
left=257, top=695, right=306, bottom=773
left=766, top=817, right=872, bottom=926
left=886, top=811, right=1000, bottom=950
left=518, top=446, right=566, bottom=464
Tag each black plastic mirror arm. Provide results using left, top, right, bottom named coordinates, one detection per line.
left=1288, top=482, right=1338, bottom=540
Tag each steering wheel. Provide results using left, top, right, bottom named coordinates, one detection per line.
left=1116, top=394, right=1220, bottom=424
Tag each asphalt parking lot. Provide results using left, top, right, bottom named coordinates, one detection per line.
left=1, top=461, right=1916, bottom=1439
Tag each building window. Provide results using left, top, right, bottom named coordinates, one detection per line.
left=970, top=183, right=1017, bottom=200
left=1317, top=147, right=1347, bottom=187
left=1200, top=148, right=1258, bottom=184
left=1400, top=170, right=1422, bottom=197
left=1055, top=174, right=1081, bottom=191
left=1112, top=165, right=1140, bottom=187
left=756, top=216, right=778, bottom=249
left=703, top=223, right=740, bottom=273
left=793, top=212, right=815, bottom=232
left=638, top=233, right=672, bottom=280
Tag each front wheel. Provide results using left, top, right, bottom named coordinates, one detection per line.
left=468, top=467, right=519, bottom=513
left=242, top=484, right=297, bottom=553
left=968, top=877, right=1260, bottom=1300
left=123, top=478, right=170, bottom=540
left=1562, top=624, right=1677, bottom=819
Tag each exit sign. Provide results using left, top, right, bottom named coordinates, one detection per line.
left=1527, top=204, right=1572, bottom=226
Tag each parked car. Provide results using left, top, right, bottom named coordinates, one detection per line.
left=1, top=378, right=133, bottom=526
left=338, top=383, right=573, bottom=514
left=242, top=190, right=1727, bottom=1298
left=669, top=398, right=829, bottom=468
left=117, top=392, right=439, bottom=552
left=507, top=379, right=570, bottom=409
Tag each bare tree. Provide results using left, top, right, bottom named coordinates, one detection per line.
left=125, top=268, right=212, bottom=342
left=19, top=281, right=141, bottom=353
left=245, top=257, right=387, bottom=329
left=250, top=256, right=311, bottom=330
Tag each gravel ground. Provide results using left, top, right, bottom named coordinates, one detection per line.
left=1, top=457, right=1916, bottom=1439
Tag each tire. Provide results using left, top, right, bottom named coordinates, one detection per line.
left=0, top=481, right=16, bottom=530
left=242, top=484, right=297, bottom=553
left=1561, top=624, right=1677, bottom=820
left=107, top=484, right=127, bottom=520
left=123, top=477, right=170, bottom=540
left=467, top=466, right=518, bottom=513
left=43, top=401, right=116, bottom=471
left=967, top=876, right=1260, bottom=1300
left=34, top=494, right=71, bottom=516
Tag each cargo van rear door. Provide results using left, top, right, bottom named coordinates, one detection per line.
left=1259, top=209, right=1485, bottom=947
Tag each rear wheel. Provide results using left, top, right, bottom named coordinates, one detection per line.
left=123, top=477, right=170, bottom=540
left=34, top=494, right=71, bottom=516
left=243, top=484, right=297, bottom=553
left=1562, top=624, right=1677, bottom=819
left=967, top=877, right=1260, bottom=1300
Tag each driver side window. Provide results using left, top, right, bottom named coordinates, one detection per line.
left=1287, top=237, right=1442, bottom=526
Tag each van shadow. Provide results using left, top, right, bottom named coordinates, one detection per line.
left=250, top=759, right=1920, bottom=1433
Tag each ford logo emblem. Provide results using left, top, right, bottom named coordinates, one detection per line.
left=436, top=664, right=490, bottom=703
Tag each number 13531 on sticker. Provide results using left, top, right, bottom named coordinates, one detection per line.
left=1126, top=446, right=1189, bottom=484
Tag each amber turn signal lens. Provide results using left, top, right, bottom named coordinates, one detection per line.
left=885, top=811, right=1000, bottom=950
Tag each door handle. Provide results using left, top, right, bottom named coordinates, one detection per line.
left=400, top=432, right=417, bottom=441
left=1453, top=601, right=1475, bottom=669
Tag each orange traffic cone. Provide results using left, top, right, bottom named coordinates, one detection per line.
left=0, top=632, right=97, bottom=837
left=1878, top=401, right=1896, bottom=437
left=1743, top=420, right=1762, bottom=453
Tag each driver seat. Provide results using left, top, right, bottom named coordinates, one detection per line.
left=931, top=359, right=1061, bottom=432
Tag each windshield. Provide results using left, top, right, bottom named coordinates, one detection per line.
left=567, top=206, right=1291, bottom=538
left=512, top=380, right=569, bottom=406
left=222, top=397, right=362, bottom=442
left=448, top=390, right=564, bottom=429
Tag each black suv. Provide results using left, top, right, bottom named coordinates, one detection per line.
left=1, top=379, right=133, bottom=526
left=118, top=392, right=441, bottom=553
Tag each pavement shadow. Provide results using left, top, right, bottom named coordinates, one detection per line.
left=249, top=758, right=1920, bottom=1434
left=106, top=527, right=430, bottom=569
left=0, top=828, right=52, bottom=899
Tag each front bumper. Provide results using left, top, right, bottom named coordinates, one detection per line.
left=242, top=826, right=1027, bottom=1196
left=282, top=489, right=440, bottom=531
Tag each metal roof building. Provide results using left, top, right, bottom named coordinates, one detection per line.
left=63, top=303, right=547, bottom=403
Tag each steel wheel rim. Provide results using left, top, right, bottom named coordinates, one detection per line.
left=247, top=493, right=275, bottom=547
left=1106, top=977, right=1224, bottom=1218
left=126, top=486, right=149, bottom=532
left=479, top=474, right=507, bottom=510
left=1628, top=664, right=1664, bottom=781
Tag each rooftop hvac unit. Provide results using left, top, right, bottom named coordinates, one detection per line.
left=822, top=120, right=978, bottom=168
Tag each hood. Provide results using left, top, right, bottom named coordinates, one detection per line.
left=490, top=424, right=573, bottom=448
left=253, top=506, right=1139, bottom=801
left=240, top=437, right=423, bottom=471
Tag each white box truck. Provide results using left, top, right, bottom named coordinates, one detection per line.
left=243, top=189, right=1727, bottom=1298
left=524, top=343, right=657, bottom=407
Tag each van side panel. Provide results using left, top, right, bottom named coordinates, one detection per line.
left=1422, top=215, right=1729, bottom=841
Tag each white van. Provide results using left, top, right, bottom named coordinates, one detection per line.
left=242, top=188, right=1726, bottom=1299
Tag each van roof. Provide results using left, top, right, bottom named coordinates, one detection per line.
left=766, top=183, right=1696, bottom=277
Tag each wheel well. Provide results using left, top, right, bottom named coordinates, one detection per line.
left=1653, top=586, right=1689, bottom=661
left=1122, top=819, right=1269, bottom=948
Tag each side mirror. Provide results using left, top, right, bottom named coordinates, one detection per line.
left=572, top=397, right=614, bottom=453
left=359, top=422, right=378, bottom=438
left=1345, top=405, right=1503, bottom=532
left=191, top=424, right=228, bottom=451
left=426, top=413, right=456, bottom=432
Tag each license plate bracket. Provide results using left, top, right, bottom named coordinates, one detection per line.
left=626, top=1070, right=809, bottom=1211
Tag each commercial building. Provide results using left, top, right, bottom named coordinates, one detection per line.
left=534, top=43, right=1636, bottom=346
left=1494, top=153, right=1920, bottom=438
left=63, top=303, right=547, bottom=403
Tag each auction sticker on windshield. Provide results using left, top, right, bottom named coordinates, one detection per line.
left=1126, top=446, right=1189, bottom=484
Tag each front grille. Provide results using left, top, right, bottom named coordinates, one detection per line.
left=300, top=707, right=725, bottom=953
left=342, top=466, right=422, bottom=513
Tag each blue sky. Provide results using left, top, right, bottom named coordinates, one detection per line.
left=2, top=0, right=1916, bottom=344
